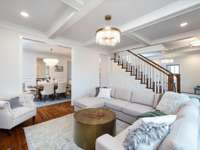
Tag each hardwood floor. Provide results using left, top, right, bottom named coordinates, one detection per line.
left=0, top=102, right=74, bottom=150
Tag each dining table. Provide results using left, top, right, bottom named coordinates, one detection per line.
left=28, top=83, right=58, bottom=100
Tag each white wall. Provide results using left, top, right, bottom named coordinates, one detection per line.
left=99, top=54, right=110, bottom=87
left=0, top=28, right=107, bottom=100
left=109, top=60, right=154, bottom=94
left=23, top=50, right=69, bottom=86
left=172, top=53, right=200, bottom=93
left=72, top=47, right=107, bottom=101
left=0, top=29, right=22, bottom=96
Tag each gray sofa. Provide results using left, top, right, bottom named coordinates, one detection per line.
left=74, top=88, right=159, bottom=123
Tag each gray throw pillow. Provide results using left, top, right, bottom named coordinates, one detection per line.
left=123, top=122, right=169, bottom=150
left=4, top=97, right=23, bottom=109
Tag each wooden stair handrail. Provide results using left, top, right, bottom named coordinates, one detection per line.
left=138, top=54, right=173, bottom=75
left=113, top=50, right=181, bottom=93
left=126, top=50, right=172, bottom=76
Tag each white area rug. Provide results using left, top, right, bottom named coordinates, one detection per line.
left=24, top=114, right=129, bottom=150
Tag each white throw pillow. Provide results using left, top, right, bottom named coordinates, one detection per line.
left=156, top=92, right=190, bottom=114
left=97, top=88, right=111, bottom=99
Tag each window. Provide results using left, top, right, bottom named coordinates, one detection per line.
left=166, top=64, right=180, bottom=74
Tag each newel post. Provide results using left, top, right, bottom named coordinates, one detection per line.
left=175, top=74, right=181, bottom=93
left=168, top=74, right=174, bottom=91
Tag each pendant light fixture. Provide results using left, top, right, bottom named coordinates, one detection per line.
left=96, top=15, right=120, bottom=46
left=43, top=49, right=59, bottom=67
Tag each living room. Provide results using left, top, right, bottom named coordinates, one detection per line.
left=0, top=0, right=200, bottom=150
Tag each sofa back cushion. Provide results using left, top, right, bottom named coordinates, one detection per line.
left=156, top=92, right=190, bottom=114
left=159, top=100, right=199, bottom=150
left=114, top=88, right=132, bottom=101
left=131, top=89, right=155, bottom=107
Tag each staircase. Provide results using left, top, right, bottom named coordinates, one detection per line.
left=112, top=50, right=180, bottom=94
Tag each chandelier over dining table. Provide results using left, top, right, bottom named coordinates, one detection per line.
left=96, top=15, right=121, bottom=46
left=43, top=49, right=59, bottom=67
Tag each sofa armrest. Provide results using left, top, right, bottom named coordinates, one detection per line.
left=96, top=134, right=124, bottom=150
left=0, top=101, right=10, bottom=109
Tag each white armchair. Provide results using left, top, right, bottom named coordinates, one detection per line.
left=41, top=83, right=54, bottom=97
left=0, top=93, right=36, bottom=130
left=56, top=82, right=67, bottom=94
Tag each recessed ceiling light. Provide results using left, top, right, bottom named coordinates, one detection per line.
left=180, top=22, right=188, bottom=27
left=20, top=11, right=29, bottom=18
left=191, top=40, right=200, bottom=47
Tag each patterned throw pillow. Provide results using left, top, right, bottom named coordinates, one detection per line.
left=97, top=88, right=112, bottom=99
left=123, top=122, right=170, bottom=150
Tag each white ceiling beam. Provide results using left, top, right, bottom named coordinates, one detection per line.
left=132, top=44, right=167, bottom=54
left=112, top=44, right=145, bottom=53
left=60, top=0, right=105, bottom=32
left=48, top=12, right=75, bottom=38
left=126, top=33, right=152, bottom=46
left=48, top=0, right=105, bottom=38
left=121, top=0, right=200, bottom=32
left=156, top=46, right=200, bottom=59
left=61, top=0, right=84, bottom=11
left=152, top=29, right=200, bottom=45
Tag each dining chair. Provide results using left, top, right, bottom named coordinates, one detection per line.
left=56, top=82, right=67, bottom=98
left=40, top=83, right=54, bottom=100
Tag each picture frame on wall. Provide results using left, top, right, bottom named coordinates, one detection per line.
left=55, top=65, right=64, bottom=72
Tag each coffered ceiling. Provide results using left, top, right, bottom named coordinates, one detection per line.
left=0, top=0, right=200, bottom=54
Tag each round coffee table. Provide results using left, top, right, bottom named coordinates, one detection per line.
left=73, top=108, right=116, bottom=150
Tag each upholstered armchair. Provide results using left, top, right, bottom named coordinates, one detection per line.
left=41, top=83, right=54, bottom=98
left=56, top=82, right=67, bottom=95
left=0, top=93, right=36, bottom=130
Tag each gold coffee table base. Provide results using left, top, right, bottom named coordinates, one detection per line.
left=74, top=108, right=116, bottom=150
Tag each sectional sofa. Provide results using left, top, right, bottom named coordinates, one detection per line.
left=74, top=88, right=160, bottom=123
left=96, top=96, right=200, bottom=150
left=74, top=90, right=200, bottom=150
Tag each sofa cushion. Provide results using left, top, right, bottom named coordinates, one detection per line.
left=156, top=92, right=190, bottom=114
left=105, top=98, right=130, bottom=111
left=122, top=103, right=154, bottom=116
left=131, top=89, right=155, bottom=107
left=74, top=97, right=105, bottom=108
left=12, top=107, right=35, bottom=118
left=159, top=101, right=199, bottom=150
left=114, top=88, right=132, bottom=101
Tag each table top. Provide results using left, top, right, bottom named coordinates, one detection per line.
left=74, top=108, right=116, bottom=125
